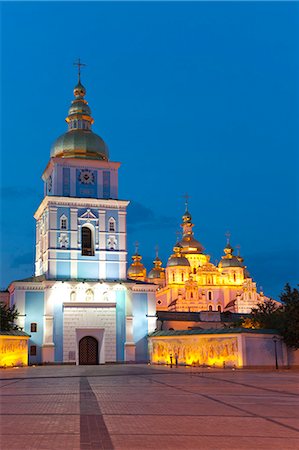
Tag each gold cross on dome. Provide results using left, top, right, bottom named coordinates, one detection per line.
left=183, top=193, right=191, bottom=211
left=225, top=231, right=231, bottom=244
left=134, top=241, right=139, bottom=253
left=73, top=58, right=86, bottom=81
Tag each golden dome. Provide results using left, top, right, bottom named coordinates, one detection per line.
left=51, top=79, right=109, bottom=161
left=218, top=239, right=244, bottom=268
left=127, top=251, right=146, bottom=281
left=148, top=255, right=165, bottom=279
left=167, top=243, right=190, bottom=267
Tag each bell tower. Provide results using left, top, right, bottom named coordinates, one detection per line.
left=34, top=70, right=129, bottom=281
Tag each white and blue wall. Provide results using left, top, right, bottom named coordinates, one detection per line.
left=9, top=280, right=157, bottom=365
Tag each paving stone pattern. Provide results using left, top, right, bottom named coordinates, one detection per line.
left=0, top=365, right=299, bottom=449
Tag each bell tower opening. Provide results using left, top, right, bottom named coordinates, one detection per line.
left=81, top=225, right=94, bottom=256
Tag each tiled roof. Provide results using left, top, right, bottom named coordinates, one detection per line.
left=0, top=330, right=30, bottom=337
left=149, top=328, right=279, bottom=337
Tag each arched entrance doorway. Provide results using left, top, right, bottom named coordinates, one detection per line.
left=79, top=336, right=99, bottom=365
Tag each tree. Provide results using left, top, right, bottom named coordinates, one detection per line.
left=241, top=285, right=299, bottom=349
left=279, top=284, right=299, bottom=349
left=0, top=302, right=21, bottom=331
left=250, top=299, right=283, bottom=330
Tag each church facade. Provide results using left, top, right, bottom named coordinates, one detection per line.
left=8, top=76, right=156, bottom=365
left=128, top=208, right=271, bottom=314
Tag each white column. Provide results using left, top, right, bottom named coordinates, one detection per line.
left=42, top=287, right=55, bottom=362
left=147, top=291, right=157, bottom=334
left=125, top=288, right=135, bottom=361
left=99, top=210, right=106, bottom=279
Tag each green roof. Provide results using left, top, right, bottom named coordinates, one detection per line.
left=0, top=330, right=31, bottom=337
left=149, top=328, right=279, bottom=337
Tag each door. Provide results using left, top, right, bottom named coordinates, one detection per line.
left=79, top=336, right=99, bottom=365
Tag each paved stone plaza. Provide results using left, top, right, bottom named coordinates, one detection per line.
left=0, top=364, right=298, bottom=449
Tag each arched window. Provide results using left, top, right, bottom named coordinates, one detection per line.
left=193, top=268, right=196, bottom=274
left=60, top=215, right=67, bottom=230
left=208, top=305, right=213, bottom=312
left=70, top=291, right=76, bottom=302
left=81, top=226, right=94, bottom=256
left=85, top=289, right=94, bottom=302
left=233, top=273, right=236, bottom=281
left=190, top=292, right=193, bottom=299
left=208, top=291, right=212, bottom=301
left=172, top=273, right=175, bottom=282
left=108, top=217, right=116, bottom=232
left=181, top=273, right=184, bottom=282
left=217, top=305, right=221, bottom=312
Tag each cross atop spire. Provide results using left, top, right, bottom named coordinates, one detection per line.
left=183, top=193, right=191, bottom=211
left=73, top=58, right=86, bottom=82
left=235, top=244, right=241, bottom=256
left=134, top=241, right=139, bottom=254
left=225, top=231, right=231, bottom=245
left=155, top=245, right=159, bottom=258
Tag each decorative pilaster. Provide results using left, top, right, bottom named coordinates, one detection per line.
left=125, top=288, right=135, bottom=361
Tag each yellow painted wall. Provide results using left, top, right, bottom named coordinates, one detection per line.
left=0, top=335, right=29, bottom=367
left=149, top=335, right=240, bottom=367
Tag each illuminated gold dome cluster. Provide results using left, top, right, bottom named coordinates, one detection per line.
left=51, top=78, right=109, bottom=161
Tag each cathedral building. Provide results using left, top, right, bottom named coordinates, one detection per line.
left=8, top=74, right=156, bottom=365
left=128, top=207, right=270, bottom=314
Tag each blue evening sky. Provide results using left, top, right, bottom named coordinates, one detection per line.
left=1, top=1, right=298, bottom=299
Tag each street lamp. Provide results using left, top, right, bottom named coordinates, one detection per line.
left=272, top=336, right=279, bottom=370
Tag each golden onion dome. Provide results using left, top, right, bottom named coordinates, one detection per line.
left=51, top=131, right=109, bottom=160
left=179, top=235, right=204, bottom=253
left=51, top=78, right=109, bottom=161
left=167, top=243, right=190, bottom=268
left=127, top=251, right=146, bottom=280
left=218, top=239, right=244, bottom=268
left=218, top=257, right=243, bottom=268
left=148, top=255, right=165, bottom=279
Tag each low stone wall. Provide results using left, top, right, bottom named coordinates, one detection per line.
left=148, top=329, right=294, bottom=368
left=149, top=334, right=241, bottom=367
left=0, top=334, right=30, bottom=367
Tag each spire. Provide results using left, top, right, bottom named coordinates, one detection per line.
left=50, top=65, right=109, bottom=161
left=148, top=246, right=165, bottom=283
left=218, top=234, right=244, bottom=268
left=127, top=242, right=146, bottom=281
left=178, top=196, right=204, bottom=254
left=223, top=231, right=234, bottom=256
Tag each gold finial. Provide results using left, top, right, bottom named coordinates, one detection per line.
left=73, top=58, right=86, bottom=82
left=183, top=193, right=191, bottom=211
left=134, top=241, right=139, bottom=254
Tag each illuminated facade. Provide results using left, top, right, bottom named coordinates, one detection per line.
left=130, top=208, right=270, bottom=314
left=8, top=76, right=156, bottom=365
